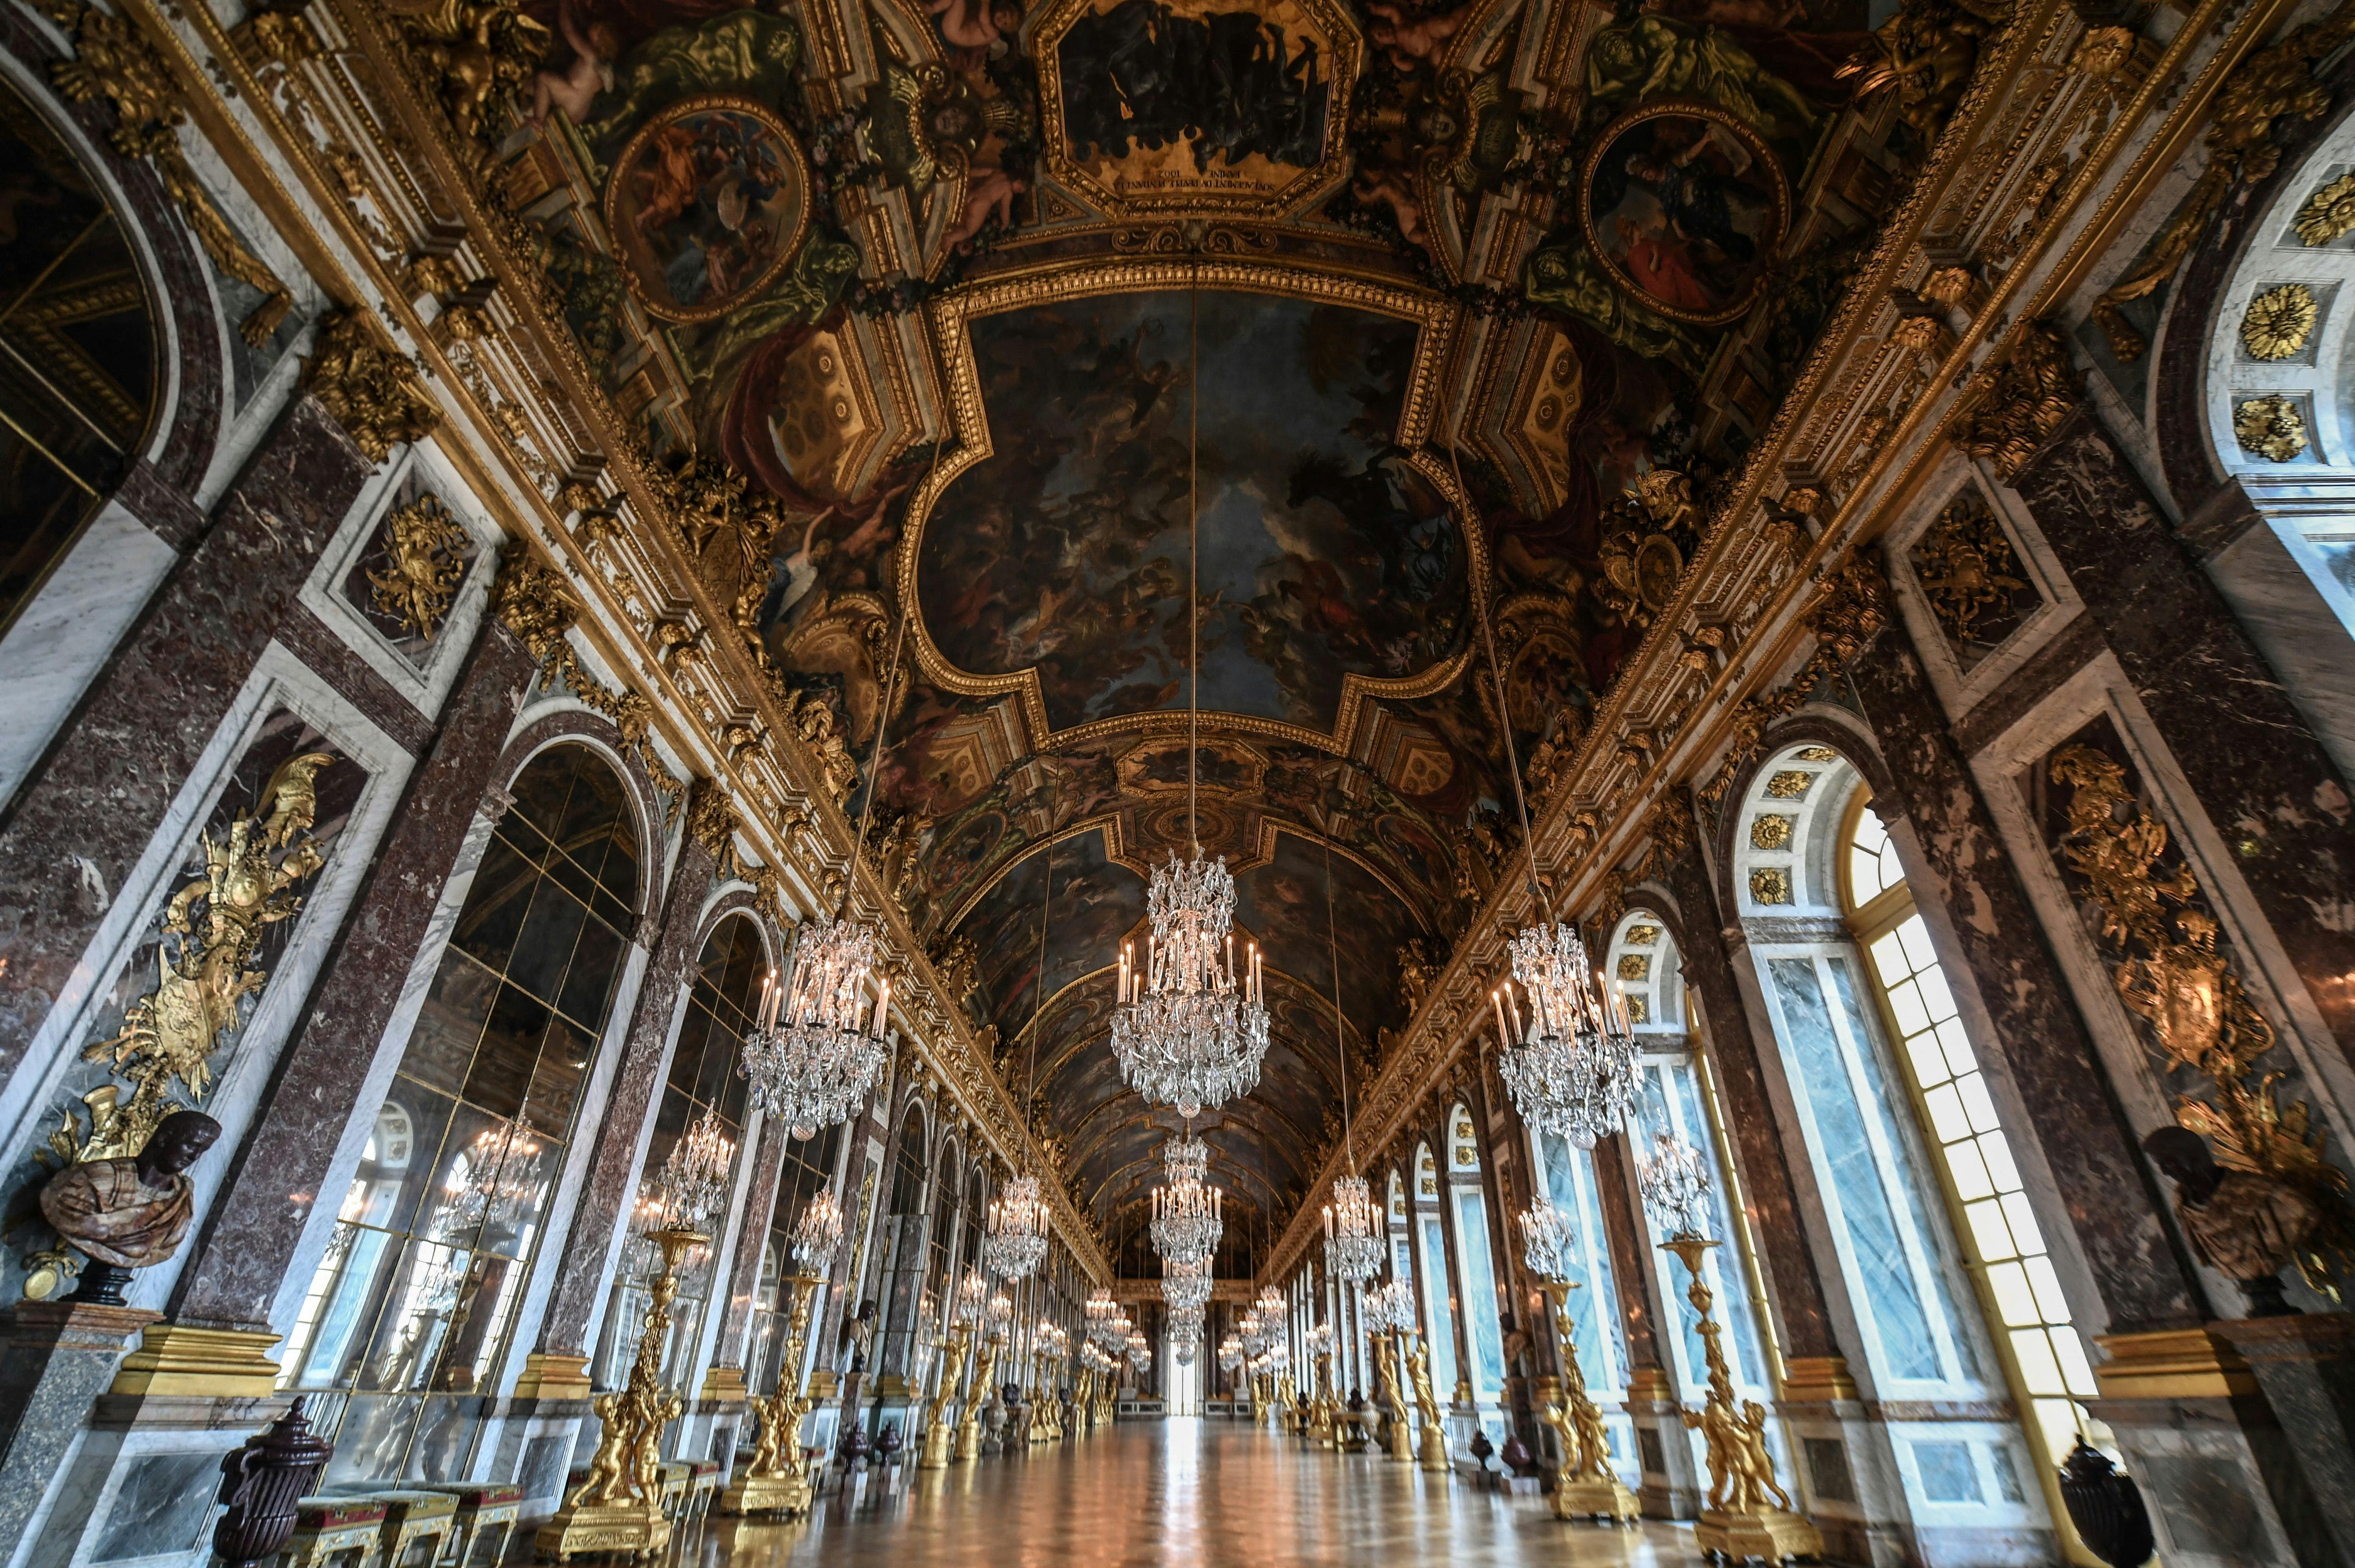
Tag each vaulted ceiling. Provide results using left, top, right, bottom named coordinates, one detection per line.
left=503, top=0, right=1896, bottom=1266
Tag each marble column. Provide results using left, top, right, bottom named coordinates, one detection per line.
left=1844, top=598, right=2205, bottom=1334
left=1657, top=838, right=1844, bottom=1367
left=532, top=831, right=719, bottom=1360
left=2008, top=406, right=2355, bottom=1071
left=0, top=1302, right=160, bottom=1546
left=167, top=614, right=542, bottom=1335
left=706, top=1115, right=790, bottom=1395
left=0, top=397, right=373, bottom=1089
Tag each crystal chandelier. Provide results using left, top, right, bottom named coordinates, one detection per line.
left=1639, top=1128, right=1715, bottom=1241
left=954, top=1265, right=991, bottom=1325
left=981, top=1173, right=1049, bottom=1280
left=790, top=1187, right=845, bottom=1271
left=1519, top=1198, right=1577, bottom=1282
left=985, top=1289, right=1014, bottom=1340
left=740, top=918, right=893, bottom=1139
left=1127, top=1331, right=1151, bottom=1372
left=1217, top=1335, right=1242, bottom=1374
left=1490, top=921, right=1639, bottom=1149
left=1162, top=1255, right=1211, bottom=1312
left=1170, top=1302, right=1203, bottom=1363
left=1321, top=1173, right=1383, bottom=1282
left=1110, top=853, right=1269, bottom=1119
left=1364, top=1278, right=1417, bottom=1335
left=656, top=1107, right=736, bottom=1228
left=1149, top=1134, right=1224, bottom=1266
left=436, top=1125, right=546, bottom=1238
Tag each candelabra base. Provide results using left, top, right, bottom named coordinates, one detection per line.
left=1386, top=1420, right=1415, bottom=1463
left=952, top=1417, right=980, bottom=1462
left=1695, top=1506, right=1822, bottom=1563
left=918, top=1416, right=955, bottom=1470
left=1551, top=1476, right=1641, bottom=1524
left=719, top=1467, right=810, bottom=1518
left=534, top=1501, right=667, bottom=1561
left=1417, top=1425, right=1450, bottom=1472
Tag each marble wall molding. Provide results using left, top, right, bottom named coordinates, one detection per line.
left=0, top=641, right=415, bottom=1310
left=1965, top=650, right=2355, bottom=1319
left=496, top=702, right=674, bottom=934
left=0, top=395, right=376, bottom=1115
left=173, top=614, right=541, bottom=1333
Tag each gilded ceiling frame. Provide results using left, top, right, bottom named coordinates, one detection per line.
left=892, top=256, right=1483, bottom=764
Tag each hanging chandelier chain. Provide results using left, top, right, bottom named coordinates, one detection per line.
left=1188, top=280, right=1200, bottom=855
left=842, top=433, right=941, bottom=921
left=1323, top=838, right=1355, bottom=1176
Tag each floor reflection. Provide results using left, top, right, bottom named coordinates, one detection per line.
left=651, top=1420, right=1704, bottom=1566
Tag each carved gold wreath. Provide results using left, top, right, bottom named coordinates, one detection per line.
left=2240, top=282, right=2317, bottom=362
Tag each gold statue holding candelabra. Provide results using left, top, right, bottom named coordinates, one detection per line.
left=1641, top=1132, right=1820, bottom=1563
left=1536, top=1282, right=1640, bottom=1523
left=919, top=1319, right=970, bottom=1469
left=1403, top=1334, right=1451, bottom=1472
left=724, top=1272, right=822, bottom=1513
left=956, top=1288, right=1008, bottom=1462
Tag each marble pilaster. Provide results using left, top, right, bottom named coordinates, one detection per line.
left=1657, top=841, right=1843, bottom=1364
left=164, top=614, right=542, bottom=1333
left=533, top=832, right=719, bottom=1359
left=1843, top=611, right=2205, bottom=1334
left=0, top=397, right=372, bottom=1092
left=711, top=1116, right=790, bottom=1383
left=0, top=1304, right=159, bottom=1550
left=2008, top=406, right=2355, bottom=1072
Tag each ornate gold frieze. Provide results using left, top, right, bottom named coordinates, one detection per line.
left=368, top=496, right=472, bottom=640
left=1953, top=321, right=2079, bottom=479
left=2241, top=283, right=2318, bottom=361
left=305, top=309, right=444, bottom=464
left=37, top=0, right=292, bottom=346
left=1912, top=492, right=2034, bottom=647
left=2048, top=743, right=2351, bottom=1291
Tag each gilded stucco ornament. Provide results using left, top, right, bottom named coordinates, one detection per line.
left=1835, top=0, right=2011, bottom=151
left=305, top=309, right=443, bottom=464
left=386, top=0, right=550, bottom=172
left=2234, top=395, right=2308, bottom=461
left=2240, top=283, right=2317, bottom=361
left=2295, top=172, right=2355, bottom=246
left=1954, top=321, right=2080, bottom=478
left=36, top=0, right=293, bottom=346
left=1913, top=493, right=2033, bottom=645
left=368, top=496, right=473, bottom=639
left=1749, top=814, right=1794, bottom=851
left=1748, top=867, right=1792, bottom=905
left=2048, top=744, right=2352, bottom=1293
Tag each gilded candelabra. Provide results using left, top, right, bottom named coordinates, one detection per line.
left=1536, top=1280, right=1639, bottom=1524
left=1402, top=1333, right=1450, bottom=1473
left=1312, top=1351, right=1337, bottom=1448
left=722, top=1272, right=821, bottom=1514
left=537, top=1225, right=699, bottom=1559
left=919, top=1321, right=971, bottom=1470
left=955, top=1330, right=999, bottom=1462
left=1372, top=1332, right=1414, bottom=1464
left=1662, top=1236, right=1820, bottom=1563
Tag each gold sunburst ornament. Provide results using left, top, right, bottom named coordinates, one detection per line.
left=2234, top=395, right=2308, bottom=462
left=2240, top=283, right=2317, bottom=361
left=2296, top=173, right=2355, bottom=246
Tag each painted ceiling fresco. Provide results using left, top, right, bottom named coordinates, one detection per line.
left=480, top=0, right=1910, bottom=1261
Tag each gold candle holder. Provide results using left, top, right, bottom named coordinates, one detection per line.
left=722, top=1271, right=822, bottom=1515
left=1374, top=1332, right=1414, bottom=1463
left=955, top=1333, right=999, bottom=1462
left=1660, top=1235, right=1820, bottom=1563
left=1535, top=1279, right=1639, bottom=1524
left=918, top=1321, right=971, bottom=1470
left=1312, top=1351, right=1338, bottom=1448
left=538, top=1225, right=702, bottom=1560
left=1401, top=1331, right=1451, bottom=1472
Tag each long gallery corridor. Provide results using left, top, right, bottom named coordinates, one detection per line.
left=681, top=1422, right=1695, bottom=1568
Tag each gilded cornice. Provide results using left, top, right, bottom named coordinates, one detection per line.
left=1258, top=0, right=2292, bottom=1286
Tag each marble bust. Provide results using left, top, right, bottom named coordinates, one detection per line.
left=2144, top=1125, right=2319, bottom=1316
left=41, top=1110, right=220, bottom=1290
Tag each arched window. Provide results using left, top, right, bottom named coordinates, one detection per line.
left=877, top=1105, right=931, bottom=1377
left=0, top=79, right=162, bottom=632
left=748, top=1117, right=843, bottom=1393
left=1736, top=743, right=2048, bottom=1522
left=1839, top=788, right=2094, bottom=1516
left=1443, top=1105, right=1507, bottom=1424
left=1409, top=1142, right=1459, bottom=1408
left=284, top=743, right=640, bottom=1482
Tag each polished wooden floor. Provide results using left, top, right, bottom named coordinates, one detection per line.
left=686, top=1419, right=1704, bottom=1566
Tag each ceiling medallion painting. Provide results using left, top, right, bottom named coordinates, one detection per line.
left=909, top=279, right=1468, bottom=739
left=1578, top=100, right=1788, bottom=327
left=1035, top=0, right=1361, bottom=217
left=604, top=95, right=814, bottom=323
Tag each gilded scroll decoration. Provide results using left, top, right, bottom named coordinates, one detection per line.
left=2048, top=744, right=2352, bottom=1292
left=368, top=495, right=472, bottom=640
left=2240, top=284, right=2317, bottom=362
left=1954, top=322, right=2079, bottom=478
left=384, top=0, right=549, bottom=173
left=305, top=309, right=443, bottom=463
left=491, top=543, right=667, bottom=784
left=36, top=0, right=293, bottom=347
left=2295, top=172, right=2355, bottom=246
left=1911, top=493, right=2034, bottom=648
left=2234, top=395, right=2308, bottom=461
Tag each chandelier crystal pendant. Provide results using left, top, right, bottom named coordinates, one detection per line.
left=980, top=1173, right=1050, bottom=1280
left=1109, top=853, right=1269, bottom=1119
left=1161, top=1255, right=1212, bottom=1313
left=1321, top=1173, right=1384, bottom=1282
left=1149, top=1133, right=1224, bottom=1266
left=739, top=918, right=893, bottom=1140
left=1518, top=1198, right=1578, bottom=1282
left=1490, top=921, right=1640, bottom=1150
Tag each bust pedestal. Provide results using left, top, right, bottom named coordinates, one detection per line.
left=0, top=1302, right=162, bottom=1549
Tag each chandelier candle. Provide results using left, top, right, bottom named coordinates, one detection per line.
left=1490, top=921, right=1640, bottom=1149
left=740, top=925, right=893, bottom=1140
